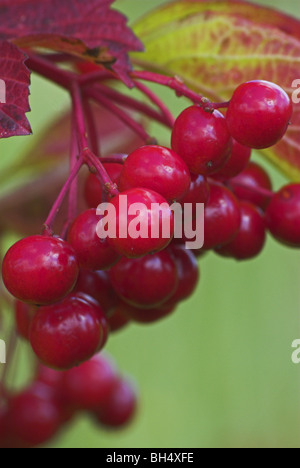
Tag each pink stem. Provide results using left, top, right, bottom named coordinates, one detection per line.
left=86, top=87, right=156, bottom=144
left=26, top=53, right=76, bottom=90
left=84, top=99, right=101, bottom=157
left=100, top=155, right=127, bottom=164
left=229, top=181, right=274, bottom=199
left=133, top=80, right=175, bottom=127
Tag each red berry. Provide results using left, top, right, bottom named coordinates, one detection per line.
left=230, top=162, right=273, bottom=211
left=124, top=302, right=176, bottom=324
left=109, top=251, right=178, bottom=309
left=84, top=162, right=123, bottom=208
left=2, top=235, right=79, bottom=306
left=226, top=80, right=293, bottom=149
left=67, top=209, right=120, bottom=271
left=95, top=378, right=137, bottom=428
left=108, top=301, right=131, bottom=332
left=7, top=385, right=61, bottom=447
left=215, top=139, right=252, bottom=179
left=216, top=202, right=266, bottom=260
left=30, top=294, right=107, bottom=370
left=180, top=174, right=210, bottom=206
left=74, top=269, right=117, bottom=316
left=105, top=188, right=174, bottom=258
left=204, top=184, right=241, bottom=250
left=266, top=184, right=300, bottom=247
left=168, top=245, right=199, bottom=303
left=15, top=301, right=36, bottom=340
left=62, top=354, right=118, bottom=410
left=119, top=145, right=191, bottom=202
left=171, top=106, right=232, bottom=175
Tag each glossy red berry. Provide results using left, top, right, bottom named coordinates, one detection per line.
left=171, top=106, right=232, bottom=175
left=124, top=302, right=176, bottom=324
left=204, top=183, right=241, bottom=250
left=74, top=269, right=117, bottom=315
left=215, top=139, right=252, bottom=179
left=95, top=378, right=137, bottom=428
left=84, top=162, right=123, bottom=208
left=216, top=202, right=266, bottom=260
left=30, top=294, right=107, bottom=370
left=109, top=251, right=178, bottom=309
left=230, top=162, right=273, bottom=211
left=7, top=385, right=61, bottom=447
left=180, top=174, right=210, bottom=206
left=67, top=209, right=120, bottom=271
left=266, top=184, right=300, bottom=247
left=168, top=245, right=199, bottom=303
left=2, top=235, right=79, bottom=306
left=15, top=301, right=36, bottom=340
left=105, top=188, right=174, bottom=258
left=226, top=80, right=293, bottom=149
left=108, top=301, right=131, bottom=332
left=119, top=145, right=191, bottom=202
left=62, top=354, right=118, bottom=410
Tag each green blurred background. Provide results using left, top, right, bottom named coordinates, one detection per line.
left=1, top=0, right=300, bottom=449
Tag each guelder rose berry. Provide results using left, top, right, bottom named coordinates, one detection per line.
left=84, top=162, right=123, bottom=208
left=2, top=235, right=79, bottom=306
left=119, top=145, right=191, bottom=202
left=171, top=106, right=232, bottom=175
left=226, top=80, right=293, bottom=149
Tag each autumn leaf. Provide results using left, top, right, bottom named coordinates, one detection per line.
left=0, top=40, right=31, bottom=138
left=0, top=0, right=143, bottom=84
left=133, top=0, right=300, bottom=181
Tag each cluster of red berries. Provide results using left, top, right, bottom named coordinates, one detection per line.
left=0, top=354, right=136, bottom=448
left=0, top=79, right=296, bottom=446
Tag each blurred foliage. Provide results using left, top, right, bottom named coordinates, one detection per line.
left=0, top=0, right=299, bottom=448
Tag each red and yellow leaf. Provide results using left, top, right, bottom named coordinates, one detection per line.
left=133, top=0, right=300, bottom=180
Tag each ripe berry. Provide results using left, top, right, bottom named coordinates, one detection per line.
left=74, top=269, right=117, bottom=315
left=2, top=235, right=79, bottom=306
left=95, top=378, right=137, bottom=428
left=30, top=294, right=108, bottom=370
left=84, top=162, right=123, bottom=208
left=171, top=106, right=232, bottom=175
left=108, top=301, right=131, bottom=332
left=119, top=145, right=191, bottom=202
left=62, top=355, right=118, bottom=410
left=168, top=245, right=199, bottom=303
left=230, top=162, right=273, bottom=211
left=7, top=385, right=61, bottom=447
left=109, top=251, right=178, bottom=309
left=266, top=184, right=300, bottom=247
left=104, top=188, right=174, bottom=258
left=204, top=183, right=241, bottom=250
left=226, top=80, right=293, bottom=149
left=216, top=202, right=266, bottom=260
left=215, top=139, right=252, bottom=179
left=67, top=209, right=120, bottom=270
left=124, top=302, right=176, bottom=324
left=179, top=174, right=210, bottom=206
left=15, top=301, right=36, bottom=340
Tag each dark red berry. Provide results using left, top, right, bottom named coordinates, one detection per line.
left=62, top=354, right=118, bottom=410
left=204, top=183, right=241, bottom=250
left=84, top=162, right=123, bottom=208
left=108, top=301, right=131, bottom=332
left=95, top=378, right=137, bottom=428
left=180, top=174, right=210, bottom=206
left=74, top=269, right=117, bottom=316
left=109, top=251, right=178, bottom=309
left=215, top=139, right=252, bottom=179
left=226, top=80, right=293, bottom=149
left=30, top=294, right=107, bottom=370
left=168, top=245, right=199, bottom=303
left=216, top=202, right=266, bottom=260
left=7, top=385, right=61, bottom=447
left=266, top=184, right=300, bottom=247
left=230, top=162, right=273, bottom=211
left=67, top=209, right=120, bottom=270
left=119, top=145, right=191, bottom=202
left=171, top=106, right=232, bottom=175
left=105, top=188, right=174, bottom=258
left=2, top=235, right=79, bottom=306
left=124, top=302, right=176, bottom=324
left=15, top=301, right=36, bottom=340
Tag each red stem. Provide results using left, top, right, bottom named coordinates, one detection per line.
left=84, top=99, right=101, bottom=157
left=229, top=181, right=274, bottom=199
left=26, top=53, right=75, bottom=89
left=133, top=80, right=175, bottom=127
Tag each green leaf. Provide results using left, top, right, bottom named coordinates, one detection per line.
left=133, top=0, right=300, bottom=180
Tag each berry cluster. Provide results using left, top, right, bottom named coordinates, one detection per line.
left=0, top=78, right=295, bottom=446
left=0, top=354, right=136, bottom=448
